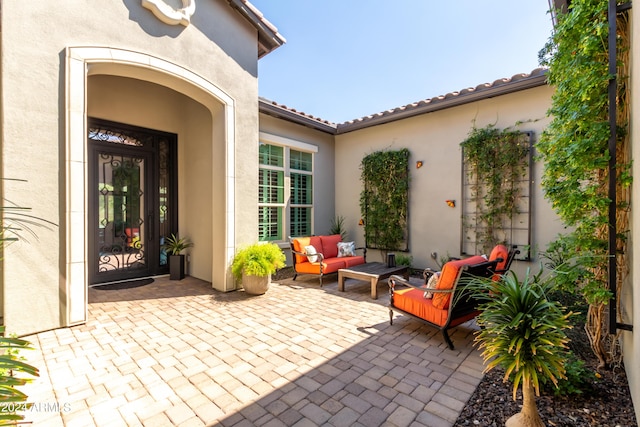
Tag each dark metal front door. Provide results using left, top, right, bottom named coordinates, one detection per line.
left=88, top=119, right=177, bottom=284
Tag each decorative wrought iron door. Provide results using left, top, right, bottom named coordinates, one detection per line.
left=88, top=119, right=177, bottom=284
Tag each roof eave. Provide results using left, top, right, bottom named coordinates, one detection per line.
left=336, top=71, right=549, bottom=134
left=259, top=98, right=338, bottom=134
left=226, top=0, right=286, bottom=58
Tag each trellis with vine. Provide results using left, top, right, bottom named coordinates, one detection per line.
left=538, top=0, right=630, bottom=369
left=359, top=148, right=410, bottom=257
left=460, top=124, right=531, bottom=257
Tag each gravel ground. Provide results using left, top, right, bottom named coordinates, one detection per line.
left=453, top=322, right=638, bottom=427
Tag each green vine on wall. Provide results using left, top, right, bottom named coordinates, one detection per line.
left=359, top=148, right=410, bottom=255
left=460, top=124, right=530, bottom=255
left=538, top=0, right=630, bottom=368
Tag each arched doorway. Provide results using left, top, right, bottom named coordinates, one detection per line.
left=65, top=47, right=237, bottom=326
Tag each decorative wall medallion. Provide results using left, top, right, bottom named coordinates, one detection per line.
left=142, top=0, right=196, bottom=26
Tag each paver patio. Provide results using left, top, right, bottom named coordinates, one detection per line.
left=20, top=274, right=485, bottom=426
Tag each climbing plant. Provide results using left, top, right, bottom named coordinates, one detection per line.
left=538, top=0, right=630, bottom=368
left=359, top=148, right=410, bottom=257
left=460, top=124, right=531, bottom=256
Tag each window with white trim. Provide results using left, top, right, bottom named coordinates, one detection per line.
left=259, top=138, right=315, bottom=242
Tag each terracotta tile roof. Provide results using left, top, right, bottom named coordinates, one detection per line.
left=259, top=97, right=338, bottom=133
left=258, top=68, right=549, bottom=134
left=226, top=0, right=286, bottom=58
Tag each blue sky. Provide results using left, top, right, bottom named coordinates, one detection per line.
left=251, top=1, right=554, bottom=124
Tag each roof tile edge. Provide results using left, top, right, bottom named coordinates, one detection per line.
left=258, top=68, right=548, bottom=135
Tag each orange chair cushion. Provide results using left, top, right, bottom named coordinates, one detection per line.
left=292, top=236, right=322, bottom=265
left=489, top=244, right=509, bottom=272
left=320, top=234, right=342, bottom=259
left=393, top=288, right=449, bottom=327
left=432, top=256, right=487, bottom=310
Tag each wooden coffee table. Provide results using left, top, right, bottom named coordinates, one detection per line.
left=338, top=262, right=409, bottom=299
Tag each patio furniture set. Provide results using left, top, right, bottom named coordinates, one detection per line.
left=289, top=235, right=519, bottom=349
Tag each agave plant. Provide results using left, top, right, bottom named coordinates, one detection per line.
left=474, top=269, right=573, bottom=427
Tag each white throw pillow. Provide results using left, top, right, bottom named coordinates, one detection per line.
left=337, top=241, right=356, bottom=257
left=424, top=271, right=440, bottom=299
left=304, top=245, right=319, bottom=263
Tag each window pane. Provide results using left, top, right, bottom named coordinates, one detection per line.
left=290, top=150, right=312, bottom=171
left=259, top=206, right=282, bottom=241
left=259, top=144, right=284, bottom=167
left=259, top=169, right=284, bottom=203
left=290, top=207, right=311, bottom=237
left=291, top=173, right=312, bottom=205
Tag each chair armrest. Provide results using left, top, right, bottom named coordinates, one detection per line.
left=389, top=274, right=455, bottom=295
left=290, top=248, right=325, bottom=262
left=355, top=246, right=367, bottom=261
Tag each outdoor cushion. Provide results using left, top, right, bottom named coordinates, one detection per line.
left=304, top=245, right=318, bottom=263
left=393, top=288, right=449, bottom=326
left=432, top=256, right=486, bottom=310
left=294, top=257, right=346, bottom=274
left=342, top=256, right=366, bottom=268
left=320, top=234, right=341, bottom=259
left=489, top=244, right=509, bottom=272
left=337, top=241, right=356, bottom=257
left=293, top=236, right=322, bottom=264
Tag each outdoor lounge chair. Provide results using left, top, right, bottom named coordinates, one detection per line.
left=388, top=245, right=519, bottom=350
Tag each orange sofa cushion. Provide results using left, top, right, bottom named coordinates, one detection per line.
left=292, top=236, right=322, bottom=264
left=320, top=234, right=341, bottom=259
left=342, top=256, right=366, bottom=268
left=294, top=257, right=346, bottom=274
left=431, top=256, right=486, bottom=310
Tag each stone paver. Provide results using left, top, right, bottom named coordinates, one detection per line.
left=20, top=274, right=485, bottom=426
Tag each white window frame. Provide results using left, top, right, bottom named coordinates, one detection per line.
left=259, top=132, right=318, bottom=243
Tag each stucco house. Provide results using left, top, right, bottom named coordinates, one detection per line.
left=0, top=0, right=638, bottom=421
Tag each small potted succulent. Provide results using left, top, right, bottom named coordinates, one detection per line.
left=231, top=242, right=286, bottom=295
left=163, top=233, right=193, bottom=280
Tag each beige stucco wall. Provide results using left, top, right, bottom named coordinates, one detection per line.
left=334, top=85, right=563, bottom=274
left=0, top=0, right=261, bottom=334
left=258, top=113, right=336, bottom=262
left=624, top=3, right=639, bottom=422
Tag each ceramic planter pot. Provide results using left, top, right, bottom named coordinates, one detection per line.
left=241, top=272, right=270, bottom=295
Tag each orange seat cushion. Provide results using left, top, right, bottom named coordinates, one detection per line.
left=320, top=234, right=341, bottom=259
left=432, top=256, right=486, bottom=310
left=342, top=256, right=366, bottom=268
left=393, top=288, right=449, bottom=326
left=294, top=257, right=346, bottom=275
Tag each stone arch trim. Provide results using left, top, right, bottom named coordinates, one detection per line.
left=65, top=46, right=236, bottom=325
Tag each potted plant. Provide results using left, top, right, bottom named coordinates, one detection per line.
left=163, top=233, right=193, bottom=280
left=473, top=269, right=573, bottom=427
left=231, top=242, right=286, bottom=295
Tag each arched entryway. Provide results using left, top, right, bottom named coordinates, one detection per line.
left=65, top=47, right=237, bottom=326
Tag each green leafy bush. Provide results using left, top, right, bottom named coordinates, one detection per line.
left=231, top=242, right=286, bottom=282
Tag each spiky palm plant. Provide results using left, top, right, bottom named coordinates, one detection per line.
left=0, top=327, right=40, bottom=425
left=474, top=269, right=573, bottom=427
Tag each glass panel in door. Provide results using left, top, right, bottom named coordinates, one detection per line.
left=95, top=151, right=150, bottom=280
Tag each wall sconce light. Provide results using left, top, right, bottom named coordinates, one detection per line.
left=446, top=200, right=456, bottom=208
left=358, top=218, right=365, bottom=226
left=416, top=160, right=424, bottom=169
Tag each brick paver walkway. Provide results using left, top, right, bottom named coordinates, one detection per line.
left=20, top=274, right=484, bottom=426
